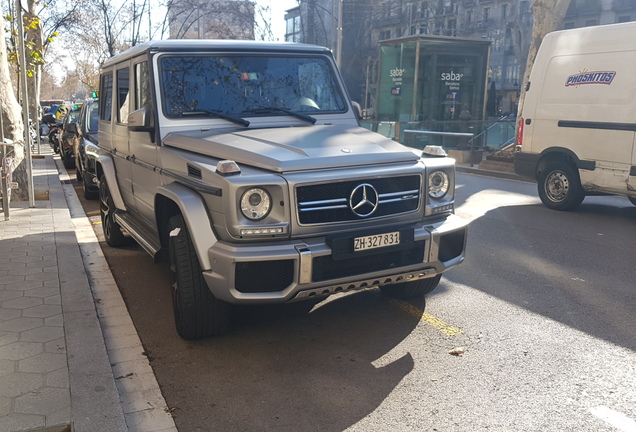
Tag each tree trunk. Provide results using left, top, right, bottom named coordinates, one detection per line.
left=516, top=0, right=571, bottom=130
left=26, top=0, right=44, bottom=124
left=1, top=3, right=26, bottom=200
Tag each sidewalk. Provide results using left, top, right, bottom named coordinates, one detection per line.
left=1, top=145, right=176, bottom=431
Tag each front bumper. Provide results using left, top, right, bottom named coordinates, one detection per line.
left=202, top=214, right=468, bottom=304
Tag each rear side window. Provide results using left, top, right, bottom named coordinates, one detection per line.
left=117, top=68, right=130, bottom=124
left=100, top=73, right=113, bottom=121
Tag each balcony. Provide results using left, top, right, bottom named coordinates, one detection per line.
left=435, top=6, right=458, bottom=16
left=373, top=15, right=403, bottom=27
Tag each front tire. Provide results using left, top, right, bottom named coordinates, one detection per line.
left=168, top=214, right=230, bottom=339
left=62, top=150, right=75, bottom=169
left=538, top=161, right=585, bottom=211
left=83, top=173, right=98, bottom=200
left=380, top=274, right=442, bottom=299
left=99, top=175, right=128, bottom=246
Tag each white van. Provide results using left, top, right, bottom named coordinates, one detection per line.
left=514, top=21, right=636, bottom=210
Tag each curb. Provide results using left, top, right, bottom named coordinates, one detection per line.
left=456, top=164, right=533, bottom=183
left=52, top=156, right=177, bottom=431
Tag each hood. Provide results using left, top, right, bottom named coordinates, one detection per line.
left=162, top=124, right=419, bottom=173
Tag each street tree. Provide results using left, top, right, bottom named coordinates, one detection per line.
left=1, top=2, right=25, bottom=200
left=166, top=0, right=256, bottom=40
left=2, top=0, right=83, bottom=200
left=515, top=0, right=572, bottom=136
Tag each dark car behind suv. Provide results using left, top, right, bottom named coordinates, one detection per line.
left=70, top=99, right=99, bottom=199
left=59, top=107, right=81, bottom=168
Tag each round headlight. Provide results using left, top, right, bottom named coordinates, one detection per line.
left=241, top=188, right=271, bottom=220
left=428, top=170, right=450, bottom=198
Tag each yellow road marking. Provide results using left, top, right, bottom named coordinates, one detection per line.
left=93, top=221, right=102, bottom=225
left=86, top=210, right=100, bottom=215
left=389, top=299, right=463, bottom=336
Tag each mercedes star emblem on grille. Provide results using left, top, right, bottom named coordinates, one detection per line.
left=349, top=184, right=379, bottom=217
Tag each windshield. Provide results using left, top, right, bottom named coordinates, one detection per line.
left=158, top=54, right=347, bottom=119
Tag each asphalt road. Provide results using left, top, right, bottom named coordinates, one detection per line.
left=73, top=169, right=636, bottom=432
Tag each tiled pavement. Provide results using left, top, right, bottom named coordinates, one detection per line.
left=1, top=148, right=177, bottom=431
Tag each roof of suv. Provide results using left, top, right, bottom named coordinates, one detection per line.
left=102, top=39, right=333, bottom=69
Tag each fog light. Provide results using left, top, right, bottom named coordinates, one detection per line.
left=240, top=227, right=284, bottom=236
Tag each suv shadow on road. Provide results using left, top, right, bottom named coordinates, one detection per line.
left=137, top=286, right=434, bottom=431
left=444, top=200, right=636, bottom=352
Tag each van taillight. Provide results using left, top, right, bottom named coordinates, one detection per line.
left=516, top=118, right=524, bottom=149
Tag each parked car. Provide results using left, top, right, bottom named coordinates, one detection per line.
left=93, top=40, right=468, bottom=339
left=70, top=99, right=99, bottom=199
left=515, top=21, right=636, bottom=210
left=59, top=108, right=81, bottom=168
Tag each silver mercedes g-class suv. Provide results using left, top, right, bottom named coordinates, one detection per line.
left=94, top=40, right=468, bottom=339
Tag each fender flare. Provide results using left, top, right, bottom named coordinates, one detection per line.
left=96, top=154, right=126, bottom=211
left=156, top=182, right=218, bottom=270
left=538, top=147, right=595, bottom=171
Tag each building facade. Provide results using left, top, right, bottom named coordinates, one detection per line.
left=286, top=0, right=636, bottom=119
left=168, top=0, right=255, bottom=40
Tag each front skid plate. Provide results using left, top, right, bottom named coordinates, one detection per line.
left=289, top=268, right=437, bottom=302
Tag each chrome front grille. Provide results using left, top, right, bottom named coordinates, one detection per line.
left=296, top=175, right=421, bottom=224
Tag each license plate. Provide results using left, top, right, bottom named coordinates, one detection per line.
left=354, top=231, right=400, bottom=252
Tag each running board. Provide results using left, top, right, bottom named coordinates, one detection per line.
left=114, top=212, right=162, bottom=261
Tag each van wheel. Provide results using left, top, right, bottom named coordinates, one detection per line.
left=380, top=274, right=442, bottom=299
left=538, top=162, right=585, bottom=211
left=99, top=175, right=129, bottom=246
left=168, top=214, right=230, bottom=339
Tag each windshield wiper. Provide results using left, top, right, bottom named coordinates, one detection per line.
left=180, top=109, right=250, bottom=127
left=243, top=106, right=316, bottom=124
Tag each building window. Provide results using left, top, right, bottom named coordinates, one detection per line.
left=483, top=7, right=490, bottom=22
left=420, top=1, right=428, bottom=18
left=617, top=15, right=631, bottom=23
left=100, top=73, right=113, bottom=122
left=379, top=30, right=391, bottom=40
left=585, top=19, right=597, bottom=26
left=285, top=14, right=301, bottom=42
left=410, top=26, right=417, bottom=35
left=563, top=21, right=576, bottom=29
left=520, top=1, right=530, bottom=15
left=501, top=4, right=508, bottom=20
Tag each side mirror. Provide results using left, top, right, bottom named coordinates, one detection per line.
left=128, top=108, right=152, bottom=131
left=351, top=101, right=362, bottom=121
